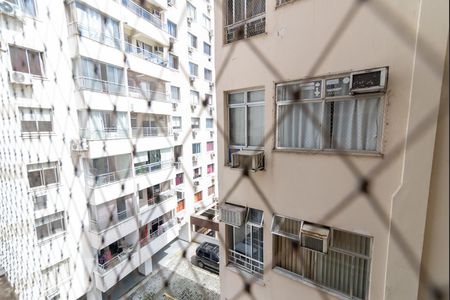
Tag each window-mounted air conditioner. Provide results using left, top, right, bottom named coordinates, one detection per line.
left=220, top=203, right=247, bottom=227
left=0, top=0, right=22, bottom=20
left=350, top=67, right=388, bottom=94
left=189, top=76, right=196, bottom=83
left=188, top=46, right=193, bottom=54
left=210, top=152, right=215, bottom=159
left=193, top=180, right=200, bottom=186
left=192, top=155, right=198, bottom=163
left=208, top=106, right=214, bottom=115
left=207, top=4, right=212, bottom=11
left=192, top=130, right=197, bottom=138
left=300, top=223, right=330, bottom=254
left=209, top=82, right=215, bottom=89
left=187, top=17, right=193, bottom=25
left=211, top=176, right=215, bottom=184
left=70, top=138, right=88, bottom=152
left=209, top=130, right=214, bottom=137
left=208, top=29, right=214, bottom=38
left=167, top=0, right=175, bottom=6
left=231, top=150, right=264, bottom=171
left=9, top=71, right=32, bottom=85
left=172, top=102, right=178, bottom=111
left=173, top=132, right=179, bottom=140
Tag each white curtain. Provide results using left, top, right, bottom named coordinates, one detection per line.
left=248, top=105, right=264, bottom=147
left=87, top=111, right=105, bottom=139
left=328, top=98, right=379, bottom=151
left=229, top=107, right=245, bottom=145
left=278, top=103, right=322, bottom=149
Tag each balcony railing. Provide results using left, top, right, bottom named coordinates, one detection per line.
left=134, top=159, right=173, bottom=176
left=125, top=42, right=166, bottom=66
left=80, top=128, right=129, bottom=140
left=132, top=126, right=169, bottom=138
left=90, top=209, right=132, bottom=232
left=76, top=76, right=126, bottom=95
left=122, top=0, right=165, bottom=30
left=128, top=86, right=169, bottom=102
left=87, top=168, right=131, bottom=187
left=98, top=245, right=136, bottom=273
left=68, top=22, right=121, bottom=49
left=225, top=14, right=266, bottom=44
left=139, top=189, right=174, bottom=209
left=140, top=218, right=177, bottom=247
left=228, top=249, right=264, bottom=278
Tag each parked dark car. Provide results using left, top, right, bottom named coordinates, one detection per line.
left=192, top=242, right=219, bottom=273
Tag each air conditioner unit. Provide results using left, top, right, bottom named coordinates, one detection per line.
left=211, top=176, right=215, bottom=184
left=350, top=67, right=388, bottom=94
left=188, top=46, right=193, bottom=54
left=210, top=152, right=215, bottom=159
left=231, top=150, right=264, bottom=171
left=70, top=138, right=89, bottom=152
left=209, top=30, right=214, bottom=38
left=172, top=102, right=178, bottom=111
left=187, top=17, right=193, bottom=25
left=208, top=56, right=212, bottom=62
left=207, top=4, right=212, bottom=11
left=177, top=191, right=185, bottom=199
left=173, top=132, right=179, bottom=140
left=190, top=103, right=197, bottom=110
left=208, top=106, right=214, bottom=115
left=192, top=130, right=197, bottom=138
left=189, top=76, right=196, bottom=83
left=167, top=0, right=175, bottom=6
left=220, top=203, right=247, bottom=227
left=192, top=155, right=198, bottom=163
left=9, top=71, right=32, bottom=85
left=300, top=223, right=330, bottom=254
left=0, top=1, right=22, bottom=20
left=193, top=180, right=200, bottom=186
left=209, top=82, right=214, bottom=88
left=209, top=130, right=214, bottom=137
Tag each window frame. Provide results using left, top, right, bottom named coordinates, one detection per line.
left=35, top=211, right=66, bottom=241
left=9, top=45, right=45, bottom=77
left=191, top=117, right=200, bottom=129
left=168, top=53, right=179, bottom=70
left=275, top=73, right=385, bottom=154
left=188, top=32, right=198, bottom=49
left=227, top=88, right=265, bottom=152
left=167, top=20, right=178, bottom=37
left=19, top=107, right=53, bottom=134
left=27, top=162, right=60, bottom=189
left=203, top=42, right=212, bottom=56
left=189, top=62, right=199, bottom=77
left=204, top=68, right=213, bottom=81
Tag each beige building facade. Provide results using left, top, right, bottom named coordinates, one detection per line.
left=214, top=0, right=448, bottom=299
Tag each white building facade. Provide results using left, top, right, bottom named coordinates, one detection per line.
left=0, top=0, right=217, bottom=299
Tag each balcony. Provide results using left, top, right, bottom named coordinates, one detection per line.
left=131, top=126, right=170, bottom=138
left=68, top=22, right=121, bottom=49
left=140, top=219, right=177, bottom=247
left=138, top=189, right=175, bottom=210
left=128, top=86, right=169, bottom=102
left=87, top=169, right=131, bottom=188
left=122, top=0, right=165, bottom=30
left=135, top=159, right=173, bottom=176
left=81, top=128, right=129, bottom=140
left=125, top=42, right=166, bottom=67
left=228, top=249, right=264, bottom=278
left=75, top=76, right=126, bottom=96
left=139, top=219, right=179, bottom=263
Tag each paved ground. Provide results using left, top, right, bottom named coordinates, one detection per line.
left=124, top=239, right=220, bottom=300
left=0, top=276, right=17, bottom=300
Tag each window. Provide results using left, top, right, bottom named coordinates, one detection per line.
left=207, top=141, right=214, bottom=151
left=170, top=86, right=180, bottom=101
left=206, top=118, right=214, bottom=129
left=27, top=162, right=59, bottom=189
left=42, top=259, right=70, bottom=291
left=189, top=62, right=199, bottom=76
left=208, top=185, right=215, bottom=196
left=202, top=14, right=211, bottom=29
left=172, top=116, right=182, bottom=131
left=207, top=163, right=214, bottom=174
left=194, top=191, right=202, bottom=202
left=227, top=207, right=264, bottom=276
left=272, top=215, right=372, bottom=299
left=193, top=167, right=202, bottom=179
left=9, top=45, right=44, bottom=76
left=168, top=54, right=179, bottom=69
left=175, top=173, right=184, bottom=185
left=177, top=199, right=185, bottom=212
left=33, top=193, right=47, bottom=211
left=188, top=33, right=198, bottom=48
left=191, top=117, right=200, bottom=129
left=187, top=2, right=196, bottom=21
left=204, top=68, right=213, bottom=81
left=74, top=2, right=120, bottom=48
left=276, top=73, right=383, bottom=152
left=9, top=0, right=37, bottom=16
left=167, top=20, right=177, bottom=37
left=228, top=89, right=264, bottom=151
left=77, top=57, right=124, bottom=94
left=225, top=0, right=265, bottom=43
left=192, top=143, right=201, bottom=154
left=35, top=212, right=65, bottom=240
left=203, top=42, right=211, bottom=56
left=19, top=107, right=52, bottom=133
left=205, top=94, right=213, bottom=105
left=190, top=90, right=200, bottom=105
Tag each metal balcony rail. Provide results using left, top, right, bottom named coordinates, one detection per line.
left=75, top=76, right=126, bottom=95
left=128, top=85, right=169, bottom=102
left=124, top=41, right=166, bottom=66
left=89, top=210, right=132, bottom=232
left=67, top=22, right=121, bottom=49
left=228, top=249, right=264, bottom=278
left=225, top=14, right=266, bottom=44
left=97, top=246, right=136, bottom=273
left=87, top=168, right=131, bottom=187
left=122, top=0, right=165, bottom=30
left=139, top=189, right=175, bottom=208
left=131, top=126, right=169, bottom=138
left=134, top=159, right=173, bottom=176
left=140, top=218, right=177, bottom=247
left=80, top=128, right=129, bottom=140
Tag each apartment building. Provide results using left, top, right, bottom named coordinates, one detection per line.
left=215, top=0, right=448, bottom=300
left=0, top=0, right=216, bottom=299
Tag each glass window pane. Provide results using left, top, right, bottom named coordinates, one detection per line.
left=326, top=77, right=350, bottom=97
left=277, top=81, right=322, bottom=101
left=21, top=121, right=38, bottom=132
left=229, top=107, right=245, bottom=145
left=248, top=106, right=264, bottom=147
left=28, top=50, right=43, bottom=76
left=248, top=90, right=264, bottom=102
left=43, top=168, right=58, bottom=185
left=28, top=170, right=43, bottom=188
left=36, top=224, right=49, bottom=240
left=229, top=92, right=244, bottom=104
left=10, top=46, right=29, bottom=73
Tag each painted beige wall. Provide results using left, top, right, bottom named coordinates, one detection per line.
left=214, top=0, right=448, bottom=299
